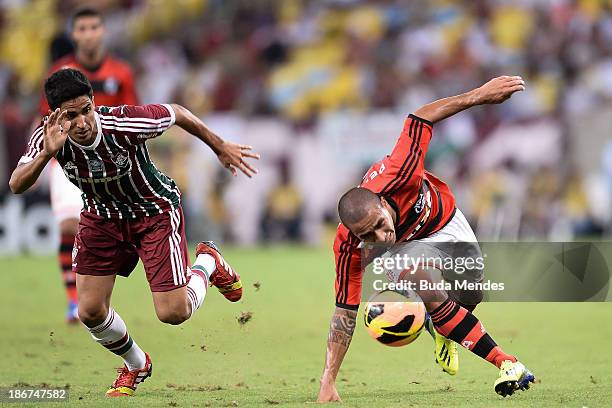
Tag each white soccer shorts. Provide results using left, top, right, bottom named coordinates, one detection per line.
left=50, top=159, right=83, bottom=223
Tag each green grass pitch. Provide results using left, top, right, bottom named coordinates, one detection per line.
left=1, top=246, right=611, bottom=407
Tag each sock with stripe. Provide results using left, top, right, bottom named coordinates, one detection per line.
left=59, top=233, right=78, bottom=303
left=86, top=308, right=146, bottom=371
left=429, top=298, right=517, bottom=368
left=186, top=254, right=215, bottom=317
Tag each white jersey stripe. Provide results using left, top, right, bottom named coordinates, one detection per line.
left=168, top=210, right=181, bottom=286
left=169, top=209, right=184, bottom=285
left=99, top=116, right=172, bottom=125
left=171, top=208, right=185, bottom=285
left=109, top=135, right=150, bottom=215
left=99, top=123, right=172, bottom=134
left=138, top=145, right=180, bottom=198
left=132, top=146, right=174, bottom=209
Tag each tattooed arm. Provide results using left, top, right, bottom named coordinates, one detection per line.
left=317, top=307, right=358, bottom=402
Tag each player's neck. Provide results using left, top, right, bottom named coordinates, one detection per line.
left=76, top=49, right=105, bottom=71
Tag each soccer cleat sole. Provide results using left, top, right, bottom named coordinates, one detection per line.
left=495, top=370, right=535, bottom=397
left=495, top=380, right=517, bottom=397
left=518, top=371, right=535, bottom=390
left=106, top=363, right=153, bottom=397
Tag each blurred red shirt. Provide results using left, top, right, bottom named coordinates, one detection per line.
left=40, top=54, right=138, bottom=115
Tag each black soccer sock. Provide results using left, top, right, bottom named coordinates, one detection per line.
left=430, top=298, right=516, bottom=368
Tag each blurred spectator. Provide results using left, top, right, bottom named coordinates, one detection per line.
left=3, top=0, right=612, bottom=243
left=260, top=158, right=303, bottom=243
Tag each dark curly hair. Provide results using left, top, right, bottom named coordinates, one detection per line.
left=44, top=68, right=93, bottom=110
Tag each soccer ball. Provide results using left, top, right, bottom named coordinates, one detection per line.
left=364, top=290, right=425, bottom=347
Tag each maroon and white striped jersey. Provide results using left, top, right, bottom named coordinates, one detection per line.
left=19, top=104, right=181, bottom=219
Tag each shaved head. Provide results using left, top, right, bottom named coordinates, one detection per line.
left=338, top=187, right=397, bottom=243
left=338, top=187, right=382, bottom=227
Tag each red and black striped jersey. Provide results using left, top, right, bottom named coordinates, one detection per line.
left=39, top=54, right=138, bottom=115
left=20, top=104, right=179, bottom=219
left=333, top=114, right=457, bottom=309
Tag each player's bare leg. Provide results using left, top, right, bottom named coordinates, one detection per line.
left=406, top=267, right=535, bottom=396
left=151, top=240, right=241, bottom=326
left=152, top=286, right=196, bottom=325
left=58, top=218, right=79, bottom=323
left=77, top=274, right=151, bottom=397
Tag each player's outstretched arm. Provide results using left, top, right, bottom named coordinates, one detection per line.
left=413, top=76, right=525, bottom=124
left=318, top=306, right=358, bottom=402
left=170, top=104, right=260, bottom=178
left=9, top=109, right=69, bottom=194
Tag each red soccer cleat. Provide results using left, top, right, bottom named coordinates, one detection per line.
left=195, top=241, right=242, bottom=302
left=106, top=353, right=153, bottom=397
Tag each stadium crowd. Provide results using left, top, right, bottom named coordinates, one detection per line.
left=2, top=0, right=612, bottom=245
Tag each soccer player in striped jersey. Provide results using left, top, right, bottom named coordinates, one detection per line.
left=318, top=76, right=535, bottom=402
left=10, top=68, right=259, bottom=397
left=40, top=7, right=139, bottom=323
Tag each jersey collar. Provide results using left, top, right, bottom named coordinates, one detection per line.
left=68, top=112, right=102, bottom=150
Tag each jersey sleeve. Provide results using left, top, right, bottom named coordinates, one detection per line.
left=361, top=114, right=434, bottom=194
left=334, top=224, right=363, bottom=310
left=100, top=104, right=175, bottom=143
left=18, top=124, right=45, bottom=164
left=388, top=114, right=433, bottom=177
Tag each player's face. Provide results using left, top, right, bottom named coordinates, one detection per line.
left=72, top=16, right=105, bottom=54
left=60, top=96, right=97, bottom=146
left=349, top=204, right=396, bottom=244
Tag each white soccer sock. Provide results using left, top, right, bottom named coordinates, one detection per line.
left=192, top=254, right=216, bottom=280
left=186, top=254, right=216, bottom=317
left=186, top=270, right=207, bottom=318
left=87, top=308, right=147, bottom=371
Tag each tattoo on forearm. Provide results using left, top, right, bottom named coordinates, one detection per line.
left=328, top=309, right=357, bottom=347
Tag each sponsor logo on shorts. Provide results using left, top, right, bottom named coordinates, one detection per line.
left=137, top=133, right=156, bottom=140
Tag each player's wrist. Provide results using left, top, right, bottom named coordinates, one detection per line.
left=464, top=88, right=482, bottom=106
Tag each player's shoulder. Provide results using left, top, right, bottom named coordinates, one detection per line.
left=96, top=105, right=126, bottom=118
left=48, top=54, right=78, bottom=73
left=334, top=223, right=360, bottom=251
left=104, top=55, right=134, bottom=73
left=359, top=157, right=397, bottom=193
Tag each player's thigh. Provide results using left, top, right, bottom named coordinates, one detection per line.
left=136, top=207, right=191, bottom=293
left=151, top=286, right=191, bottom=325
left=76, top=274, right=116, bottom=326
left=73, top=212, right=138, bottom=324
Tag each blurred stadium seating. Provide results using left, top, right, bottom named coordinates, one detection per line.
left=2, top=0, right=612, bottom=252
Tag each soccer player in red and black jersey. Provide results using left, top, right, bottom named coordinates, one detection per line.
left=317, top=76, right=535, bottom=402
left=11, top=68, right=259, bottom=397
left=39, top=7, right=139, bottom=323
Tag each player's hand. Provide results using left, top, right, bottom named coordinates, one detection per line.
left=317, top=377, right=341, bottom=403
left=43, top=108, right=70, bottom=156
left=216, top=142, right=260, bottom=178
left=473, top=76, right=525, bottom=105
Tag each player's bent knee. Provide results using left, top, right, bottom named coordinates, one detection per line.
left=156, top=304, right=191, bottom=325
left=449, top=287, right=484, bottom=309
left=78, top=305, right=109, bottom=327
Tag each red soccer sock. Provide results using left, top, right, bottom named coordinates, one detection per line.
left=430, top=298, right=517, bottom=368
left=59, top=233, right=78, bottom=303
